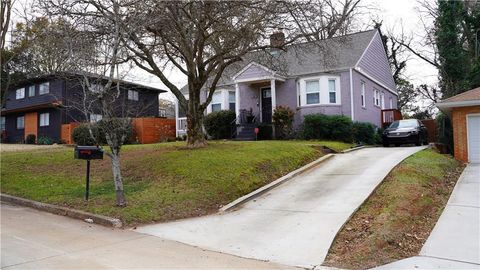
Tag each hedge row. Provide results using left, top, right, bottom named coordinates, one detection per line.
left=302, top=114, right=379, bottom=144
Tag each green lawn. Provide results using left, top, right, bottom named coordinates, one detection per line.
left=324, top=149, right=465, bottom=269
left=1, top=140, right=352, bottom=226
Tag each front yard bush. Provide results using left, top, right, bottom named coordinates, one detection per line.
left=302, top=114, right=353, bottom=142
left=25, top=134, right=36, bottom=144
left=72, top=123, right=103, bottom=145
left=204, top=110, right=236, bottom=139
left=352, top=122, right=376, bottom=144
left=273, top=106, right=295, bottom=139
left=37, top=136, right=53, bottom=145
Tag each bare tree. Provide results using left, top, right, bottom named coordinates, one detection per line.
left=1, top=0, right=13, bottom=51
left=282, top=0, right=365, bottom=41
left=41, top=0, right=135, bottom=206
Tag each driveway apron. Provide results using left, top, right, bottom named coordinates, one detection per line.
left=136, top=146, right=425, bottom=268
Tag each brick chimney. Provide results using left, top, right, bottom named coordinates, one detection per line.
left=270, top=32, right=285, bottom=48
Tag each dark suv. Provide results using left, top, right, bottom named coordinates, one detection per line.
left=382, top=119, right=428, bottom=147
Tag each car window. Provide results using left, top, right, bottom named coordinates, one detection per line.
left=389, top=120, right=419, bottom=128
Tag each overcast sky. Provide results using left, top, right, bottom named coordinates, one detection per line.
left=11, top=0, right=438, bottom=101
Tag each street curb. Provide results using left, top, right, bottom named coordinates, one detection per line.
left=0, top=193, right=122, bottom=228
left=219, top=154, right=335, bottom=212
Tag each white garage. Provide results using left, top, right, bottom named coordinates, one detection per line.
left=467, top=115, right=480, bottom=163
left=437, top=87, right=480, bottom=163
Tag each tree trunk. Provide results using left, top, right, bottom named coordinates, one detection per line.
left=111, top=152, right=126, bottom=207
left=186, top=107, right=207, bottom=148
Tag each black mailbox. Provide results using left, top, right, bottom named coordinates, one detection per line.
left=74, top=146, right=104, bottom=160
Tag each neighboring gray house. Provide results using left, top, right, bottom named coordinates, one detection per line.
left=175, top=29, right=399, bottom=138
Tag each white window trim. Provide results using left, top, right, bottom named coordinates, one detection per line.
left=299, top=75, right=341, bottom=107
left=361, top=81, right=366, bottom=108
left=39, top=82, right=49, bottom=95
left=328, top=78, right=339, bottom=104
left=380, top=92, right=385, bottom=109
left=39, top=113, right=50, bottom=127
left=373, top=89, right=380, bottom=107
left=305, top=79, right=321, bottom=105
left=389, top=97, right=393, bottom=109
left=16, top=88, right=25, bottom=99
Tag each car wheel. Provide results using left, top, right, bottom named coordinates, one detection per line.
left=415, top=139, right=421, bottom=146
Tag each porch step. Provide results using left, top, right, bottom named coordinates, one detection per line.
left=235, top=124, right=256, bottom=141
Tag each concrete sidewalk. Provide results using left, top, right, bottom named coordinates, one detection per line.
left=0, top=203, right=290, bottom=269
left=136, top=147, right=425, bottom=268
left=375, top=163, right=480, bottom=270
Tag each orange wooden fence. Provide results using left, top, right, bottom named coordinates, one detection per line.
left=132, top=118, right=176, bottom=144
left=61, top=122, right=80, bottom=144
left=62, top=118, right=176, bottom=145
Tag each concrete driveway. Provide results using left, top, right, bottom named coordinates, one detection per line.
left=136, top=146, right=426, bottom=268
left=375, top=163, right=480, bottom=270
left=0, top=203, right=289, bottom=269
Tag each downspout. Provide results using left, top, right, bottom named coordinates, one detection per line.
left=349, top=68, right=355, bottom=121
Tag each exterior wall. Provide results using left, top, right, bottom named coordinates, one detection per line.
left=5, top=112, right=24, bottom=143
left=295, top=71, right=351, bottom=128
left=235, top=64, right=273, bottom=81
left=4, top=79, right=64, bottom=111
left=356, top=32, right=397, bottom=91
left=451, top=106, right=480, bottom=163
left=64, top=79, right=159, bottom=122
left=352, top=70, right=397, bottom=127
left=4, top=108, right=62, bottom=143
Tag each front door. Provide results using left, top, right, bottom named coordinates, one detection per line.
left=24, top=112, right=38, bottom=141
left=261, top=88, right=272, bottom=123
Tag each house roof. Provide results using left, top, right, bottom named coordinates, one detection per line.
left=10, top=72, right=167, bottom=93
left=181, top=29, right=377, bottom=94
left=436, top=87, right=480, bottom=113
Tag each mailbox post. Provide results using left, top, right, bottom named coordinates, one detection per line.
left=74, top=146, right=104, bottom=200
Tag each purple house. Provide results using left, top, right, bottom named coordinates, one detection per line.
left=175, top=29, right=399, bottom=138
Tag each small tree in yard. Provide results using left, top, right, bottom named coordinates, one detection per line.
left=41, top=0, right=137, bottom=206
left=273, top=106, right=295, bottom=139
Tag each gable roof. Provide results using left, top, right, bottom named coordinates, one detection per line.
left=436, top=87, right=480, bottom=113
left=181, top=29, right=378, bottom=94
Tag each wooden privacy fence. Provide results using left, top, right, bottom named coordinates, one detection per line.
left=132, top=118, right=176, bottom=144
left=61, top=122, right=80, bottom=144
left=421, top=119, right=438, bottom=143
left=61, top=118, right=176, bottom=145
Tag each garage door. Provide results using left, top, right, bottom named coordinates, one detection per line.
left=467, top=115, right=480, bottom=163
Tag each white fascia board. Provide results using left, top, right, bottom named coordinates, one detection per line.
left=353, top=67, right=397, bottom=95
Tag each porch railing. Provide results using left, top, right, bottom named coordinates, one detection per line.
left=177, top=117, right=187, bottom=136
left=381, top=109, right=402, bottom=128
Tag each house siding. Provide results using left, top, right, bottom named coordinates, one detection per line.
left=352, top=70, right=398, bottom=127
left=5, top=79, right=63, bottom=111
left=295, top=71, right=352, bottom=128
left=356, top=33, right=396, bottom=92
